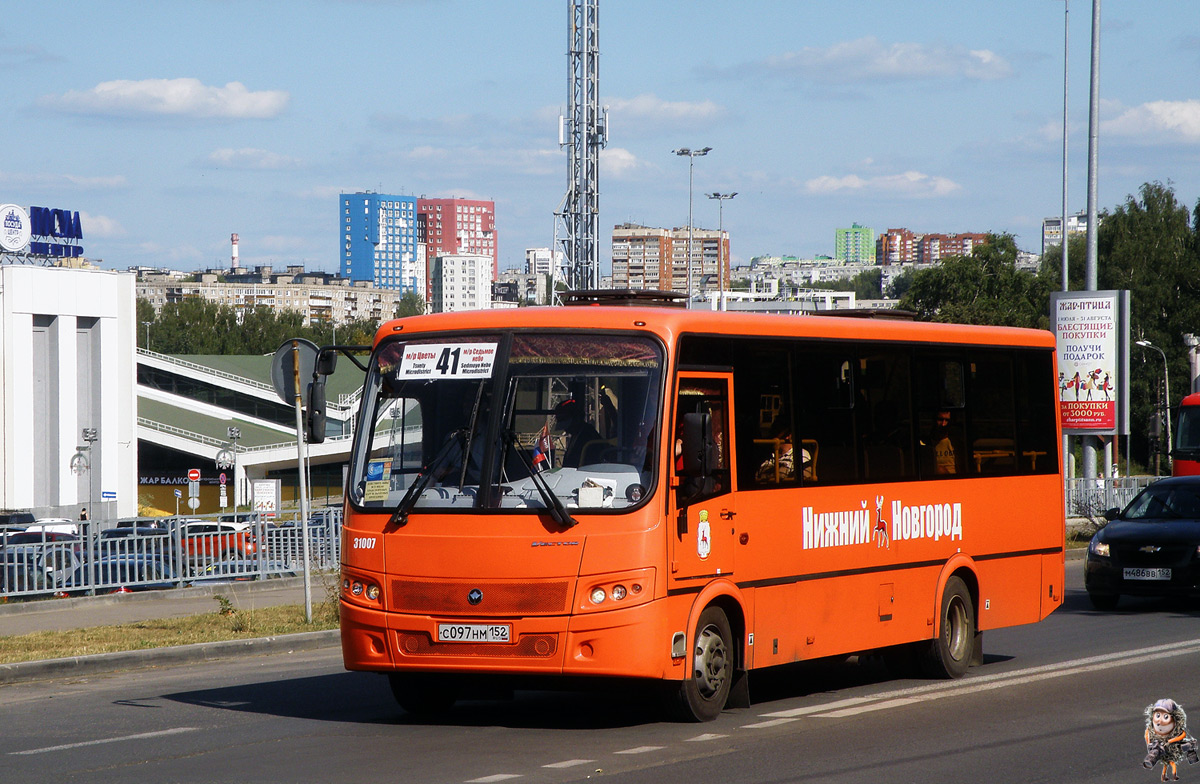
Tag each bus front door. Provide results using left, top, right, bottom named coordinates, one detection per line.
left=669, top=373, right=737, bottom=584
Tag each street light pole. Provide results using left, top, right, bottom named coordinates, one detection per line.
left=1137, top=340, right=1172, bottom=474
left=142, top=321, right=151, bottom=351
left=707, top=192, right=736, bottom=310
left=673, top=147, right=711, bottom=300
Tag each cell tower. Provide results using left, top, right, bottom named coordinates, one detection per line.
left=554, top=0, right=607, bottom=292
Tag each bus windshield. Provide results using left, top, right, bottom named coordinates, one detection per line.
left=349, top=331, right=664, bottom=514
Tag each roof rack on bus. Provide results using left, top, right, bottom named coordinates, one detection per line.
left=811, top=308, right=917, bottom=320
left=562, top=289, right=688, bottom=308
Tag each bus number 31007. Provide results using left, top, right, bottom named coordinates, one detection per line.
left=353, top=537, right=377, bottom=550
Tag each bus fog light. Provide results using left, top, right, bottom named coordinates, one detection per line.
left=352, top=582, right=364, bottom=596
left=590, top=587, right=607, bottom=605
left=631, top=583, right=642, bottom=594
left=611, top=585, right=627, bottom=601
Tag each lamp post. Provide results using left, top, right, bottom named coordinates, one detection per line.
left=142, top=321, right=151, bottom=351
left=673, top=147, right=711, bottom=299
left=707, top=192, right=736, bottom=310
left=1136, top=339, right=1172, bottom=473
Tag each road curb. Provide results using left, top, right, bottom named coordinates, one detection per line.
left=0, top=629, right=340, bottom=686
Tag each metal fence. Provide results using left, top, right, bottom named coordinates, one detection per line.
left=0, top=508, right=341, bottom=601
left=1065, top=475, right=1162, bottom=520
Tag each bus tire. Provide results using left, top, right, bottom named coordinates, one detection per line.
left=675, top=606, right=733, bottom=722
left=388, top=673, right=458, bottom=716
left=920, top=576, right=975, bottom=679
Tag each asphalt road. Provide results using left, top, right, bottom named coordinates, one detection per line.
left=3, top=559, right=1199, bottom=784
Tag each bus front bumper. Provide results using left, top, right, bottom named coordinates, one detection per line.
left=340, top=598, right=675, bottom=680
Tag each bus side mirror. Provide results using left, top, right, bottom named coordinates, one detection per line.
left=307, top=377, right=327, bottom=443
left=679, top=412, right=712, bottom=476
left=317, top=350, right=338, bottom=375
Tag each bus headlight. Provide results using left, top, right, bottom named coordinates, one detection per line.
left=579, top=568, right=655, bottom=612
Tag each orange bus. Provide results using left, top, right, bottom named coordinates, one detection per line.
left=336, top=294, right=1064, bottom=721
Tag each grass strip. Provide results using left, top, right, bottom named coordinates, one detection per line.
left=0, top=600, right=338, bottom=665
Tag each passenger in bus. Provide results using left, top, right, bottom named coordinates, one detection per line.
left=755, top=425, right=812, bottom=482
left=923, top=409, right=960, bottom=475
left=555, top=398, right=602, bottom=468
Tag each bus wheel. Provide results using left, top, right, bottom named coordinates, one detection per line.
left=388, top=673, right=458, bottom=716
left=675, top=606, right=733, bottom=722
left=921, top=576, right=975, bottom=679
left=1087, top=592, right=1119, bottom=611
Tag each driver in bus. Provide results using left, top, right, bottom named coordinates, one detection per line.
left=555, top=398, right=603, bottom=468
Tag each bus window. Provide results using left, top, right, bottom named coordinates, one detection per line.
left=674, top=378, right=731, bottom=506
left=967, top=352, right=1018, bottom=476
left=856, top=349, right=916, bottom=482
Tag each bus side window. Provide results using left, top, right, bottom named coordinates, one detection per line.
left=674, top=380, right=731, bottom=506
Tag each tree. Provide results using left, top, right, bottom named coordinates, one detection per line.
left=397, top=291, right=426, bottom=317
left=1094, top=182, right=1200, bottom=466
left=897, top=234, right=1051, bottom=328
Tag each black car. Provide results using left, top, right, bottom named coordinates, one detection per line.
left=1084, top=476, right=1200, bottom=609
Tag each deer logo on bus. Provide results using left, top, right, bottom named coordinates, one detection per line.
left=874, top=496, right=891, bottom=550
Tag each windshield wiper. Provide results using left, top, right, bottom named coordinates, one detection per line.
left=388, top=431, right=466, bottom=527
left=505, top=430, right=579, bottom=529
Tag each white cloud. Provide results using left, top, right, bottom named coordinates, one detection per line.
left=1103, top=100, right=1200, bottom=143
left=0, top=170, right=127, bottom=190
left=607, top=93, right=723, bottom=124
left=42, top=78, right=289, bottom=119
left=600, top=147, right=649, bottom=180
left=78, top=211, right=123, bottom=238
left=805, top=170, right=962, bottom=197
left=756, top=37, right=1012, bottom=84
left=208, top=148, right=302, bottom=170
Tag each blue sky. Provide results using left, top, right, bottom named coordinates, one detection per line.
left=3, top=1, right=1198, bottom=276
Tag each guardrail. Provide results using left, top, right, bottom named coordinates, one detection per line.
left=0, top=509, right=341, bottom=601
left=1065, top=475, right=1161, bottom=519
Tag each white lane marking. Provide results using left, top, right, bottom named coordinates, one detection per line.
left=757, top=637, right=1200, bottom=721
left=542, top=760, right=595, bottom=769
left=466, top=776, right=522, bottom=783
left=741, top=718, right=800, bottom=729
left=816, top=641, right=1200, bottom=718
left=11, top=727, right=199, bottom=756
left=686, top=733, right=729, bottom=742
left=615, top=746, right=664, bottom=754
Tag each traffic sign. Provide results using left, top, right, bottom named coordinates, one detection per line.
left=219, top=473, right=227, bottom=485
left=174, top=489, right=183, bottom=498
left=187, top=468, right=201, bottom=482
left=187, top=497, right=200, bottom=510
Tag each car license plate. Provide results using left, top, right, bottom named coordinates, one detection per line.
left=1124, top=567, right=1171, bottom=581
left=437, top=623, right=511, bottom=643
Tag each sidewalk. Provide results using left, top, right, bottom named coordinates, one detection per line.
left=0, top=576, right=340, bottom=685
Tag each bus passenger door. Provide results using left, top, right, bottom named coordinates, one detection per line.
left=670, top=373, right=737, bottom=584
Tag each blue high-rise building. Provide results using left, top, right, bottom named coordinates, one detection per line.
left=340, top=192, right=425, bottom=296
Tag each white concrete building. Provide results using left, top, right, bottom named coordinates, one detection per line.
left=0, top=265, right=137, bottom=519
left=430, top=254, right=494, bottom=313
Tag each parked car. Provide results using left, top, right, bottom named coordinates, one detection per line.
left=96, top=528, right=175, bottom=559
left=24, top=518, right=80, bottom=536
left=1, top=532, right=82, bottom=591
left=0, top=510, right=36, bottom=538
left=177, top=520, right=259, bottom=563
left=196, top=558, right=297, bottom=582
left=1085, top=476, right=1200, bottom=609
left=62, top=555, right=180, bottom=595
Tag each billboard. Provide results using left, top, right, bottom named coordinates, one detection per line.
left=1050, top=290, right=1130, bottom=435
left=0, top=202, right=84, bottom=257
